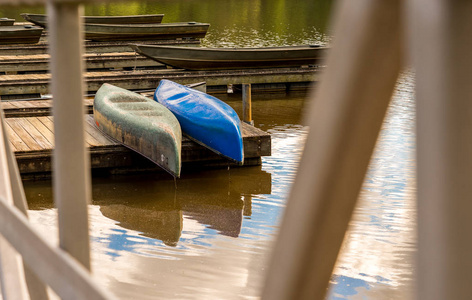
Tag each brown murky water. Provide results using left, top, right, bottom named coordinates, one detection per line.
left=23, top=92, right=308, bottom=299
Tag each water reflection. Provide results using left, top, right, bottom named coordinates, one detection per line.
left=22, top=93, right=305, bottom=299
left=25, top=166, right=271, bottom=248
left=22, top=77, right=416, bottom=299
left=0, top=0, right=332, bottom=47
left=327, top=72, right=416, bottom=299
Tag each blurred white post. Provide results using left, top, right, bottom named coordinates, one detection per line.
left=48, top=1, right=91, bottom=269
left=2, top=110, right=49, bottom=299
left=0, top=112, right=29, bottom=300
left=262, top=0, right=402, bottom=299
left=407, top=1, right=472, bottom=299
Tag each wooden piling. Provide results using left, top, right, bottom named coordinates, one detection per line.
left=242, top=83, right=253, bottom=125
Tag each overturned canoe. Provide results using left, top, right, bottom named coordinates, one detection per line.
left=94, top=83, right=182, bottom=177
left=0, top=25, right=43, bottom=44
left=131, top=44, right=328, bottom=70
left=154, top=79, right=244, bottom=164
left=20, top=13, right=164, bottom=27
left=84, top=22, right=209, bottom=42
left=0, top=18, right=15, bottom=26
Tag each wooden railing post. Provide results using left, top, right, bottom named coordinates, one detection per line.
left=1, top=110, right=49, bottom=299
left=0, top=111, right=29, bottom=300
left=407, top=1, right=472, bottom=299
left=47, top=1, right=91, bottom=269
left=262, top=0, right=402, bottom=299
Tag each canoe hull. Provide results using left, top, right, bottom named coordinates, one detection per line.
left=84, top=22, right=209, bottom=42
left=0, top=25, right=43, bottom=44
left=94, top=83, right=182, bottom=177
left=154, top=79, right=244, bottom=163
left=131, top=44, right=328, bottom=70
left=20, top=13, right=164, bottom=27
left=0, top=18, right=15, bottom=26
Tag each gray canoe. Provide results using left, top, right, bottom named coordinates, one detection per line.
left=84, top=22, right=209, bottom=42
left=93, top=83, right=182, bottom=177
left=20, top=13, right=164, bottom=28
left=0, top=18, right=15, bottom=26
left=0, top=25, right=43, bottom=44
left=130, top=44, right=328, bottom=70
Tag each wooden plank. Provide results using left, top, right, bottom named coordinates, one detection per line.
left=241, top=122, right=269, bottom=138
left=10, top=101, right=36, bottom=108
left=83, top=115, right=116, bottom=147
left=4, top=123, right=30, bottom=152
left=26, top=117, right=55, bottom=147
left=38, top=116, right=54, bottom=133
left=6, top=119, right=42, bottom=150
left=8, top=140, right=17, bottom=152
left=82, top=115, right=106, bottom=147
left=83, top=130, right=101, bottom=147
left=26, top=100, right=52, bottom=108
left=14, top=118, right=52, bottom=149
left=0, top=67, right=319, bottom=97
left=84, top=98, right=94, bottom=106
left=0, top=39, right=200, bottom=56
left=2, top=101, right=22, bottom=108
left=0, top=102, right=17, bottom=109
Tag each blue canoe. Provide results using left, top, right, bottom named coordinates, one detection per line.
left=154, top=79, right=244, bottom=164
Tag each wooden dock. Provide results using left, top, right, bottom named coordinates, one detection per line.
left=6, top=114, right=271, bottom=177
left=1, top=97, right=94, bottom=117
left=0, top=52, right=163, bottom=74
left=0, top=67, right=320, bottom=98
left=0, top=39, right=200, bottom=55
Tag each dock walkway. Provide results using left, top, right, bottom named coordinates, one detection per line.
left=0, top=52, right=163, bottom=73
left=0, top=39, right=199, bottom=55
left=0, top=67, right=320, bottom=97
left=6, top=114, right=271, bottom=176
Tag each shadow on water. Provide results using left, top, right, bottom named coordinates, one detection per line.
left=23, top=165, right=271, bottom=247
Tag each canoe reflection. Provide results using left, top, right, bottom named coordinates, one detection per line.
left=24, top=166, right=271, bottom=247
left=99, top=204, right=182, bottom=247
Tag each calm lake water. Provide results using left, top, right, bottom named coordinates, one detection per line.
left=3, top=0, right=416, bottom=299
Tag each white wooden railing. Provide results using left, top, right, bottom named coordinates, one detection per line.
left=0, top=0, right=114, bottom=298
left=263, top=0, right=472, bottom=300
left=0, top=0, right=470, bottom=299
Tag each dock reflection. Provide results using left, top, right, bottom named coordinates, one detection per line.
left=23, top=165, right=271, bottom=247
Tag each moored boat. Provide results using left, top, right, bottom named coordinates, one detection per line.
left=154, top=79, right=244, bottom=164
left=94, top=83, right=182, bottom=177
left=20, top=13, right=165, bottom=27
left=84, top=22, right=209, bottom=42
left=0, top=25, right=43, bottom=44
left=0, top=18, right=15, bottom=26
left=131, top=44, right=328, bottom=70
